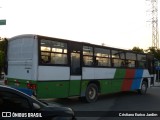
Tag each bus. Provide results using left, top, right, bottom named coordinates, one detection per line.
left=5, top=34, right=155, bottom=103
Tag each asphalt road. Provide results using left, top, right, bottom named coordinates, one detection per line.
left=46, top=86, right=160, bottom=120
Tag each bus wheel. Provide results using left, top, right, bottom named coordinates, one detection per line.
left=81, top=83, right=98, bottom=103
left=138, top=81, right=147, bottom=95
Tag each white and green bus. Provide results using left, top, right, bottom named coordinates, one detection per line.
left=5, top=34, right=155, bottom=102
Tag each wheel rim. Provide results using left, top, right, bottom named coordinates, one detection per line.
left=88, top=87, right=96, bottom=100
left=141, top=83, right=146, bottom=92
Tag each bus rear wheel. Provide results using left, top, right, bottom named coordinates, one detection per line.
left=81, top=83, right=98, bottom=103
left=138, top=81, right=148, bottom=95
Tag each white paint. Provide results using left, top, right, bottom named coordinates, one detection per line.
left=142, top=69, right=151, bottom=78
left=142, top=69, right=152, bottom=88
left=82, top=67, right=95, bottom=79
left=7, top=35, right=36, bottom=80
left=38, top=66, right=70, bottom=81
left=82, top=67, right=116, bottom=80
left=70, top=76, right=81, bottom=80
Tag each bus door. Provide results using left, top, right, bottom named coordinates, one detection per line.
left=149, top=57, right=160, bottom=85
left=155, top=60, right=160, bottom=84
left=69, top=42, right=82, bottom=96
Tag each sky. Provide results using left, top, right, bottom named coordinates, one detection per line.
left=0, top=0, right=159, bottom=49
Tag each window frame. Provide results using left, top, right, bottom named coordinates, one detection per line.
left=37, top=36, right=150, bottom=69
left=38, top=37, right=69, bottom=66
left=125, top=52, right=137, bottom=68
left=83, top=45, right=94, bottom=67
left=94, top=47, right=111, bottom=67
left=111, top=49, right=126, bottom=68
left=137, top=54, right=147, bottom=68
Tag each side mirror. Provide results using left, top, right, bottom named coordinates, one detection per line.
left=33, top=103, right=41, bottom=110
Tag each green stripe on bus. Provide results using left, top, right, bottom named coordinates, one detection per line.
left=100, top=80, right=112, bottom=94
left=113, top=68, right=126, bottom=92
left=69, top=80, right=81, bottom=96
left=80, top=80, right=90, bottom=96
left=37, top=81, right=69, bottom=98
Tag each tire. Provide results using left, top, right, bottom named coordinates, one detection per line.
left=138, top=81, right=148, bottom=95
left=81, top=83, right=98, bottom=103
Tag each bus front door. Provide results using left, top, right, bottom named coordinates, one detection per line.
left=69, top=51, right=82, bottom=96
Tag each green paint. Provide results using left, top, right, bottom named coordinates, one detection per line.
left=7, top=77, right=82, bottom=98
left=114, top=68, right=126, bottom=79
left=112, top=80, right=123, bottom=92
left=37, top=81, right=69, bottom=98
left=112, top=68, right=126, bottom=92
left=6, top=68, right=129, bottom=99
left=69, top=80, right=81, bottom=96
left=100, top=80, right=112, bottom=94
left=80, top=80, right=89, bottom=96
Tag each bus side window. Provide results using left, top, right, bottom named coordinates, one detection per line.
left=95, top=60, right=98, bottom=66
left=41, top=58, right=45, bottom=63
left=41, top=56, right=51, bottom=64
left=137, top=54, right=146, bottom=68
left=83, top=45, right=93, bottom=66
left=126, top=52, right=136, bottom=68
left=45, top=56, right=51, bottom=63
left=121, top=61, right=125, bottom=67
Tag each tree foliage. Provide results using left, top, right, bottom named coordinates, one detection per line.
left=0, top=38, right=7, bottom=74
left=131, top=46, right=160, bottom=60
left=0, top=38, right=7, bottom=51
left=131, top=47, right=144, bottom=53
left=145, top=47, right=160, bottom=60
left=0, top=51, right=4, bottom=67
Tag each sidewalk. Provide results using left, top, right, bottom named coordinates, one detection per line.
left=153, top=82, right=160, bottom=87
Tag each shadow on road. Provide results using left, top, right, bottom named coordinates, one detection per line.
left=46, top=91, right=139, bottom=106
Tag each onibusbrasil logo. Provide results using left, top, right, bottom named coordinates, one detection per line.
left=1, top=112, right=42, bottom=118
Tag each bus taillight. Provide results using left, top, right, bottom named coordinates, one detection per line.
left=27, top=83, right=37, bottom=90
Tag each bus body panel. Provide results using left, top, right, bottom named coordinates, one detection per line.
left=131, top=69, right=143, bottom=90
left=7, top=35, right=37, bottom=81
left=121, top=69, right=136, bottom=91
left=6, top=34, right=154, bottom=100
left=69, top=76, right=81, bottom=96
left=82, top=67, right=116, bottom=79
left=38, top=66, right=70, bottom=81
left=112, top=68, right=126, bottom=92
left=36, top=80, right=70, bottom=98
left=36, top=66, right=71, bottom=98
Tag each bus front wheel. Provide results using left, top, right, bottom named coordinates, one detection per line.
left=81, top=83, right=98, bottom=103
left=138, top=81, right=148, bottom=95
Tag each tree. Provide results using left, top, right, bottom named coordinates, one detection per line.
left=0, top=51, right=4, bottom=72
left=145, top=47, right=160, bottom=60
left=131, top=47, right=144, bottom=53
left=0, top=38, right=7, bottom=76
left=0, top=38, right=7, bottom=51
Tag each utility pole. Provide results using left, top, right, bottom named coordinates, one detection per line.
left=151, top=0, right=159, bottom=48
left=146, top=0, right=160, bottom=83
left=146, top=0, right=159, bottom=48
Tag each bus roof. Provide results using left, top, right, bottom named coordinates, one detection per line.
left=9, top=34, right=152, bottom=56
